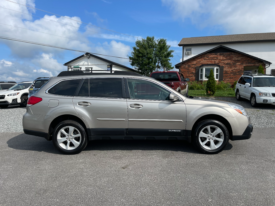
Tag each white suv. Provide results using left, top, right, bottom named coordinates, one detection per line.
left=235, top=73, right=275, bottom=107
left=0, top=82, right=32, bottom=108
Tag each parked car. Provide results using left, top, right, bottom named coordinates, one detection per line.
left=23, top=71, right=252, bottom=154
left=150, top=71, right=189, bottom=96
left=0, top=81, right=16, bottom=90
left=0, top=81, right=32, bottom=108
left=235, top=71, right=275, bottom=107
left=29, top=77, right=50, bottom=97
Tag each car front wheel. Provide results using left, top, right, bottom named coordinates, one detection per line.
left=193, top=120, right=229, bottom=154
left=52, top=120, right=88, bottom=154
left=250, top=94, right=257, bottom=107
left=20, top=95, right=28, bottom=107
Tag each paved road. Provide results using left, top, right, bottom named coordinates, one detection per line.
left=0, top=128, right=275, bottom=206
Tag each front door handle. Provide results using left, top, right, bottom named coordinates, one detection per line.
left=130, top=104, right=143, bottom=109
left=78, top=101, right=91, bottom=106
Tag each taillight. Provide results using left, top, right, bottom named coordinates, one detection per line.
left=27, top=96, right=42, bottom=106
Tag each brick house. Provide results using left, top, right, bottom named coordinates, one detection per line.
left=175, top=32, right=275, bottom=85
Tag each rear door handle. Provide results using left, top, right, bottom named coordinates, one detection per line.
left=130, top=104, right=143, bottom=109
left=78, top=101, right=91, bottom=106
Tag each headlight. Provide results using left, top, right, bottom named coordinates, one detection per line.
left=228, top=103, right=247, bottom=116
left=7, top=92, right=19, bottom=96
left=259, top=92, right=270, bottom=97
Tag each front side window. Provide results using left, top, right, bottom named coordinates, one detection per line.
left=127, top=79, right=170, bottom=101
left=48, top=79, right=81, bottom=96
left=199, top=67, right=219, bottom=80
left=243, top=77, right=252, bottom=85
left=90, top=78, right=123, bottom=98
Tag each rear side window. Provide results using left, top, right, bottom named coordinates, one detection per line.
left=48, top=79, right=81, bottom=96
left=34, top=80, right=48, bottom=88
left=77, top=79, right=89, bottom=97
left=0, top=84, right=14, bottom=89
left=90, top=78, right=123, bottom=98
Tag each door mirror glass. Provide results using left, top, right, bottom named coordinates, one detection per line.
left=245, top=83, right=250, bottom=87
left=184, top=78, right=190, bottom=82
left=169, top=93, right=179, bottom=102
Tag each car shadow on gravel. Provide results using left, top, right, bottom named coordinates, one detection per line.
left=7, top=133, right=233, bottom=154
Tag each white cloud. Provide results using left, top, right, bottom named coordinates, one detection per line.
left=32, top=53, right=65, bottom=71
left=13, top=70, right=29, bottom=77
left=95, top=40, right=131, bottom=64
left=162, top=0, right=275, bottom=34
left=33, top=69, right=53, bottom=77
left=167, top=40, right=178, bottom=47
left=0, top=59, right=13, bottom=68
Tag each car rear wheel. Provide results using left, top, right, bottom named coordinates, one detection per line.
left=193, top=120, right=229, bottom=154
left=250, top=94, right=257, bottom=107
left=235, top=90, right=241, bottom=100
left=52, top=120, right=88, bottom=154
left=20, top=95, right=28, bottom=107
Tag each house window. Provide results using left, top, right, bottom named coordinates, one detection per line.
left=199, top=67, right=219, bottom=81
left=85, top=67, right=92, bottom=73
left=185, top=48, right=192, bottom=56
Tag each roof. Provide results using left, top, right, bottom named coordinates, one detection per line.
left=179, top=32, right=275, bottom=46
left=57, top=71, right=142, bottom=77
left=64, top=52, right=139, bottom=73
left=175, top=45, right=272, bottom=68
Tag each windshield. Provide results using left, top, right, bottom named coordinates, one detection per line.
left=253, top=77, right=275, bottom=87
left=9, top=83, right=32, bottom=91
left=151, top=73, right=179, bottom=81
left=33, top=80, right=49, bottom=88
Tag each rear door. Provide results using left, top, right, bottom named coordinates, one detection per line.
left=126, top=78, right=186, bottom=139
left=73, top=77, right=127, bottom=139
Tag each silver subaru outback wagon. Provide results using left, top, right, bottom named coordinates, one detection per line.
left=23, top=71, right=253, bottom=154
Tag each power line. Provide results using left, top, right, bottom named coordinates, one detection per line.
left=0, top=35, right=129, bottom=59
left=5, top=0, right=140, bottom=40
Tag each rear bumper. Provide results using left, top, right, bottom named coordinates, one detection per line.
left=24, top=129, right=49, bottom=140
left=232, top=124, right=253, bottom=140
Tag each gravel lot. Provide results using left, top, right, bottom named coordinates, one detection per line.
left=0, top=101, right=275, bottom=206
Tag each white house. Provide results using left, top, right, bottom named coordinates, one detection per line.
left=64, top=52, right=139, bottom=73
left=179, top=32, right=275, bottom=75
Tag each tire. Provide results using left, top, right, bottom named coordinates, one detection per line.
left=193, top=120, right=229, bottom=154
left=235, top=90, right=241, bottom=101
left=20, top=95, right=28, bottom=107
left=250, top=94, right=257, bottom=107
left=52, top=120, right=88, bottom=154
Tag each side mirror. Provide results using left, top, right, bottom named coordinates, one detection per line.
left=184, top=78, right=190, bottom=82
left=169, top=93, right=179, bottom=102
left=245, top=83, right=250, bottom=87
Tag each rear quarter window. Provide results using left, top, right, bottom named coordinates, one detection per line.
left=48, top=79, right=81, bottom=96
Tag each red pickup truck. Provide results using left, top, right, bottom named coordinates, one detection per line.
left=150, top=71, right=189, bottom=96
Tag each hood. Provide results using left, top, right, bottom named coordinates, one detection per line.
left=185, top=97, right=235, bottom=108
left=254, top=87, right=275, bottom=93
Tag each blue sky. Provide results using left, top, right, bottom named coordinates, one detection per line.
left=0, top=0, right=275, bottom=82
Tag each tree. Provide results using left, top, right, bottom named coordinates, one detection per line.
left=129, top=36, right=174, bottom=76
left=206, top=70, right=216, bottom=96
left=155, top=39, right=174, bottom=71
left=258, top=65, right=264, bottom=74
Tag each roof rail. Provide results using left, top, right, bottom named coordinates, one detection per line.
left=8, top=81, right=16, bottom=83
left=243, top=71, right=253, bottom=76
left=0, top=81, right=16, bottom=83
left=57, top=70, right=142, bottom=77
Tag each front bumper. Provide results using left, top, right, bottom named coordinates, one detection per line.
left=0, top=98, right=18, bottom=105
left=256, top=96, right=275, bottom=105
left=231, top=124, right=253, bottom=140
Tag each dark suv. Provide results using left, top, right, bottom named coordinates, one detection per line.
left=150, top=71, right=189, bottom=96
left=29, top=77, right=50, bottom=97
left=0, top=81, right=16, bottom=90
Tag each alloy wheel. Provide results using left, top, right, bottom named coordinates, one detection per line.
left=57, top=126, right=82, bottom=150
left=251, top=96, right=256, bottom=106
left=198, top=125, right=224, bottom=151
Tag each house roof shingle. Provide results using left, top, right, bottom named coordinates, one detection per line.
left=179, top=32, right=275, bottom=46
left=175, top=45, right=272, bottom=68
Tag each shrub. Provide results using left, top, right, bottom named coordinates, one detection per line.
left=188, top=81, right=205, bottom=90
left=232, top=81, right=237, bottom=90
left=258, top=65, right=264, bottom=74
left=206, top=70, right=216, bottom=95
left=216, top=81, right=231, bottom=90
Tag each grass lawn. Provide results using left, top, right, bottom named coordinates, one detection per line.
left=188, top=90, right=235, bottom=97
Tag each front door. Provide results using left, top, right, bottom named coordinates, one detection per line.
left=126, top=78, right=186, bottom=139
left=73, top=78, right=127, bottom=139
